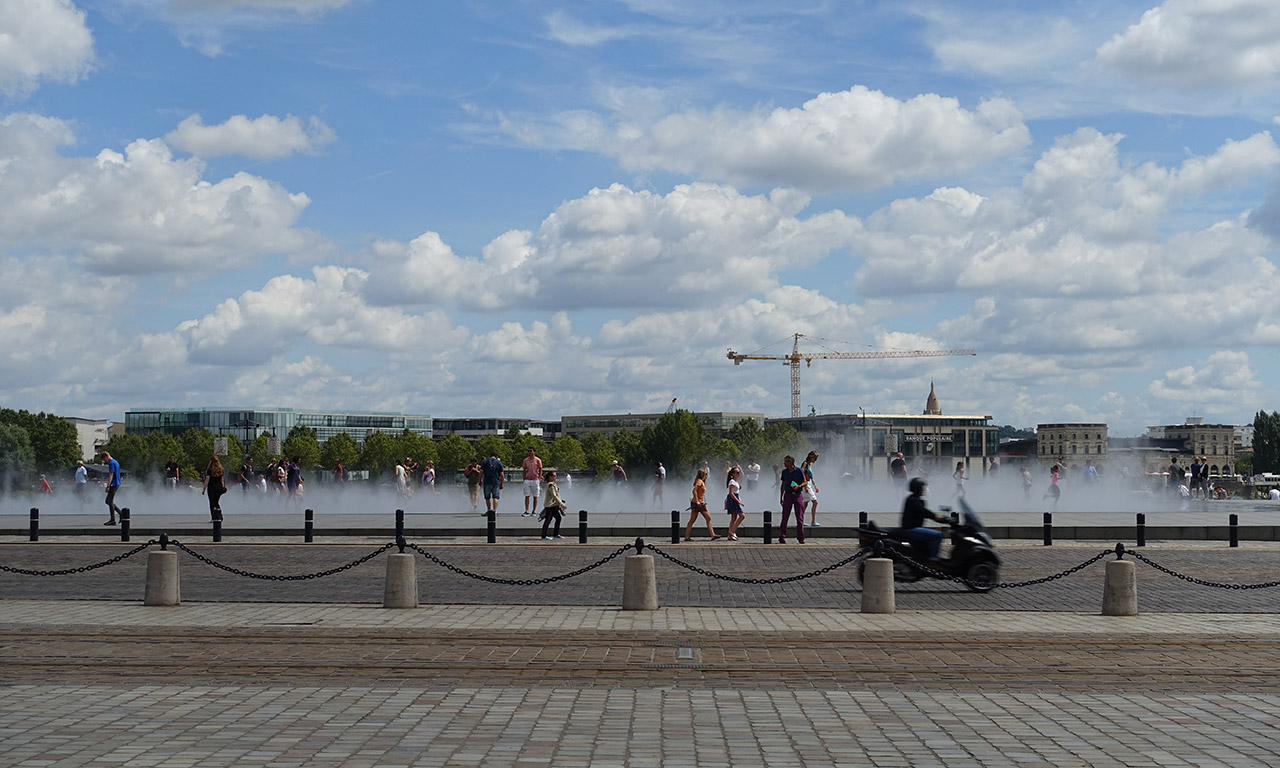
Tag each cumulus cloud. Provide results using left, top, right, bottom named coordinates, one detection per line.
left=1148, top=351, right=1263, bottom=407
left=497, top=86, right=1030, bottom=193
left=365, top=183, right=859, bottom=310
left=1096, top=0, right=1280, bottom=89
left=165, top=114, right=336, bottom=159
left=0, top=113, right=317, bottom=273
left=0, top=0, right=95, bottom=97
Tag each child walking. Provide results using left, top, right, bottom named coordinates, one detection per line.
left=725, top=466, right=745, bottom=541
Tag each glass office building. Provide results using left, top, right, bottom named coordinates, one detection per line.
left=125, top=408, right=432, bottom=447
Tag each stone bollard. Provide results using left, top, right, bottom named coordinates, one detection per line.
left=861, top=558, right=895, bottom=614
left=143, top=550, right=181, bottom=606
left=622, top=539, right=658, bottom=611
left=1102, top=557, right=1138, bottom=616
left=382, top=551, right=418, bottom=609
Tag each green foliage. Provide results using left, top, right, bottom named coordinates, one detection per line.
left=248, top=434, right=276, bottom=467
left=179, top=429, right=215, bottom=479
left=319, top=432, right=359, bottom=471
left=548, top=435, right=586, bottom=469
left=143, top=432, right=186, bottom=478
left=1253, top=410, right=1280, bottom=475
left=436, top=433, right=474, bottom=471
left=503, top=424, right=523, bottom=440
left=643, top=410, right=706, bottom=473
left=284, top=425, right=322, bottom=470
left=581, top=433, right=618, bottom=478
left=0, top=409, right=80, bottom=470
left=510, top=432, right=545, bottom=462
left=1236, top=455, right=1253, bottom=477
left=998, top=424, right=1036, bottom=441
left=762, top=421, right=804, bottom=457
left=97, top=433, right=147, bottom=474
left=474, top=434, right=509, bottom=465
left=0, top=423, right=35, bottom=480
left=397, top=429, right=438, bottom=469
left=359, top=431, right=399, bottom=477
left=611, top=430, right=646, bottom=468
left=726, top=418, right=762, bottom=449
left=708, top=438, right=739, bottom=462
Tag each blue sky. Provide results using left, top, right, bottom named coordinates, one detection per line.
left=3, top=0, right=1280, bottom=435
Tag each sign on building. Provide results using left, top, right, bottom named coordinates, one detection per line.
left=267, top=437, right=282, bottom=456
left=213, top=437, right=228, bottom=456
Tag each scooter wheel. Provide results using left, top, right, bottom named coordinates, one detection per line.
left=965, top=560, right=999, bottom=593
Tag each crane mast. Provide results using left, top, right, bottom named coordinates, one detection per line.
left=727, top=333, right=976, bottom=418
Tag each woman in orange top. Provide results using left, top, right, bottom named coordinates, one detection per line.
left=685, top=467, right=720, bottom=541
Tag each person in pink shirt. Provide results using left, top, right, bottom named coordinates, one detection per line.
left=521, top=447, right=543, bottom=516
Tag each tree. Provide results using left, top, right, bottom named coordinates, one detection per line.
left=510, top=432, right=545, bottom=463
left=726, top=418, right=762, bottom=450
left=548, top=435, right=586, bottom=470
left=360, top=431, right=399, bottom=477
left=643, top=410, right=706, bottom=474
left=474, top=434, right=508, bottom=466
left=0, top=423, right=35, bottom=484
left=214, top=433, right=244, bottom=476
left=763, top=421, right=804, bottom=457
left=144, top=431, right=187, bottom=479
left=0, top=409, right=80, bottom=471
left=436, top=433, right=475, bottom=471
left=397, top=429, right=438, bottom=470
left=1253, top=410, right=1280, bottom=475
left=580, top=432, right=618, bottom=478
left=283, top=425, right=322, bottom=471
left=248, top=434, right=277, bottom=468
left=97, top=433, right=147, bottom=474
left=319, top=432, right=359, bottom=472
left=179, top=429, right=215, bottom=480
left=612, top=430, right=646, bottom=469
left=708, top=438, right=739, bottom=463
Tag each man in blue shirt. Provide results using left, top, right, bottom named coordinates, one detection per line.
left=101, top=451, right=122, bottom=525
left=480, top=451, right=505, bottom=514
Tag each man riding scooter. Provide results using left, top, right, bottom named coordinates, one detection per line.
left=901, top=477, right=950, bottom=561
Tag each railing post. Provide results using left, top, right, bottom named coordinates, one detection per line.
left=578, top=509, right=588, bottom=544
left=1042, top=512, right=1051, bottom=546
left=1136, top=512, right=1146, bottom=547
left=29, top=508, right=38, bottom=542
left=212, top=512, right=221, bottom=543
left=486, top=509, right=496, bottom=544
left=395, top=508, right=405, bottom=541
left=763, top=508, right=773, bottom=544
left=304, top=508, right=314, bottom=543
left=858, top=510, right=867, bottom=528
left=120, top=508, right=131, bottom=543
left=1229, top=513, right=1239, bottom=548
left=670, top=510, right=680, bottom=544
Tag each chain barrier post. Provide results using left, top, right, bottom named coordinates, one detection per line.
left=143, top=540, right=181, bottom=607
left=1229, top=513, right=1239, bottom=548
left=1103, top=543, right=1138, bottom=616
left=763, top=508, right=773, bottom=544
left=383, top=536, right=417, bottom=609
left=395, top=509, right=405, bottom=541
left=670, top=510, right=680, bottom=543
left=578, top=509, right=588, bottom=544
left=1042, top=512, right=1051, bottom=546
left=212, top=512, right=222, bottom=543
left=861, top=556, right=895, bottom=614
left=304, top=508, right=314, bottom=543
left=858, top=511, right=867, bottom=528
left=1136, top=513, right=1146, bottom=547
left=28, top=508, right=37, bottom=542
left=622, top=536, right=658, bottom=610
left=486, top=509, right=496, bottom=544
left=120, top=508, right=131, bottom=543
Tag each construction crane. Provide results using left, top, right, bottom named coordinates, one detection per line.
left=727, top=333, right=976, bottom=418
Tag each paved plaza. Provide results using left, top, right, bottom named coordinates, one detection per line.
left=2, top=540, right=1279, bottom=766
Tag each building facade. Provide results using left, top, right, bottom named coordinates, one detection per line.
left=1146, top=417, right=1236, bottom=474
left=561, top=412, right=764, bottom=438
left=431, top=418, right=561, bottom=441
left=125, top=408, right=432, bottom=447
left=1036, top=423, right=1108, bottom=462
left=65, top=417, right=111, bottom=461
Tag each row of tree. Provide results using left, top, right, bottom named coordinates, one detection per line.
left=90, top=410, right=805, bottom=484
left=1251, top=410, right=1280, bottom=476
left=0, top=409, right=81, bottom=480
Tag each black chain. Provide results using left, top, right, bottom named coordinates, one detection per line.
left=407, top=542, right=631, bottom=585
left=170, top=540, right=394, bottom=580
left=0, top=540, right=156, bottom=576
left=646, top=544, right=872, bottom=584
left=1127, top=550, right=1280, bottom=589
left=889, top=549, right=1113, bottom=589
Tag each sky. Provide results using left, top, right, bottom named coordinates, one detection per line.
left=2, top=0, right=1280, bottom=437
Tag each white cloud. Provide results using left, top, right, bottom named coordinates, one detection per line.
left=165, top=114, right=336, bottom=159
left=498, top=86, right=1030, bottom=193
left=545, top=10, right=635, bottom=47
left=1148, top=351, right=1263, bottom=408
left=1096, top=0, right=1280, bottom=89
left=124, top=0, right=354, bottom=56
left=0, top=0, right=95, bottom=97
left=365, top=183, right=859, bottom=310
left=0, top=112, right=318, bottom=273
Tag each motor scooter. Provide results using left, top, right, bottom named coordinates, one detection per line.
left=857, top=497, right=1000, bottom=592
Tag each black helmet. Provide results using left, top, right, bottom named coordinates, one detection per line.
left=908, top=477, right=927, bottom=495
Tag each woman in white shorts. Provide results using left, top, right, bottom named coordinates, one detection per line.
left=801, top=450, right=820, bottom=527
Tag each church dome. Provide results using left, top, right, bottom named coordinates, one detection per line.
left=924, top=381, right=942, bottom=415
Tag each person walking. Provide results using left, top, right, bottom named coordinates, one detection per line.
left=684, top=467, right=720, bottom=541
left=778, top=455, right=805, bottom=544
left=163, top=455, right=180, bottom=490
left=74, top=460, right=87, bottom=503
left=801, top=450, right=821, bottom=527
left=652, top=462, right=666, bottom=509
left=725, top=466, right=745, bottom=541
left=953, top=460, right=968, bottom=498
left=201, top=455, right=227, bottom=522
left=101, top=451, right=122, bottom=525
left=464, top=458, right=483, bottom=511
left=1021, top=466, right=1033, bottom=500
left=480, top=450, right=505, bottom=514
left=540, top=470, right=567, bottom=540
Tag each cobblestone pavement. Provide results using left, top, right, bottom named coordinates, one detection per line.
left=2, top=603, right=1280, bottom=766
left=2, top=541, right=1280, bottom=612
